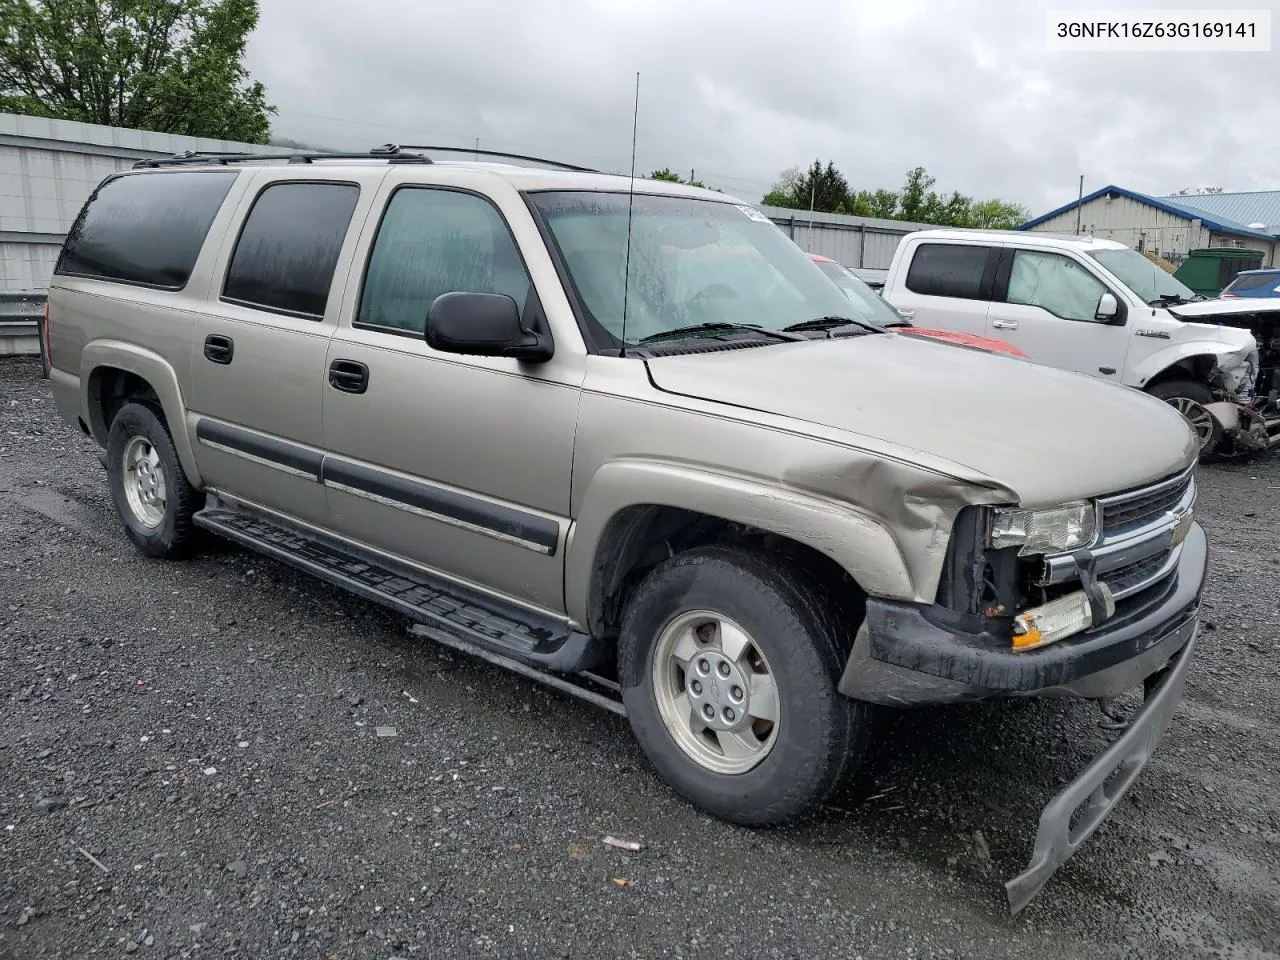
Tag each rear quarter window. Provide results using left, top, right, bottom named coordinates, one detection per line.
left=55, top=171, right=238, bottom=289
left=904, top=243, right=993, bottom=299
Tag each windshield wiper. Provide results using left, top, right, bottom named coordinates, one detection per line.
left=781, top=316, right=879, bottom=335
left=1150, top=294, right=1192, bottom=307
left=638, top=322, right=805, bottom=344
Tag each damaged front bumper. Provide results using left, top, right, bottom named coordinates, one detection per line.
left=839, top=522, right=1207, bottom=913
left=1204, top=399, right=1280, bottom=454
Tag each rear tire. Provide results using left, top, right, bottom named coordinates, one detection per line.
left=105, top=402, right=201, bottom=559
left=1148, top=379, right=1221, bottom=454
left=618, top=545, right=876, bottom=826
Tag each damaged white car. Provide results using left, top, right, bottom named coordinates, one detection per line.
left=882, top=230, right=1279, bottom=457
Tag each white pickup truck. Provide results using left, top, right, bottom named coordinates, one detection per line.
left=882, top=229, right=1279, bottom=456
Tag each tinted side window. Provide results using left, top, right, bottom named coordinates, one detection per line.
left=357, top=188, right=531, bottom=334
left=1006, top=251, right=1108, bottom=322
left=904, top=243, right=992, bottom=299
left=223, top=182, right=360, bottom=318
left=56, top=171, right=237, bottom=288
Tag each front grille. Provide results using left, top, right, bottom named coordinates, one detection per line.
left=1101, top=469, right=1194, bottom=538
left=1103, top=550, right=1176, bottom=599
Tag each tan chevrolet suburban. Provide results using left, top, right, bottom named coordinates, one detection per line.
left=43, top=145, right=1206, bottom=913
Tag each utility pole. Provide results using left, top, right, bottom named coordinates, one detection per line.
left=1075, top=174, right=1084, bottom=235
left=807, top=182, right=816, bottom=251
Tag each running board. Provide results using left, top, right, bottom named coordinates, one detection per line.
left=192, top=501, right=609, bottom=675
left=408, top=623, right=626, bottom=716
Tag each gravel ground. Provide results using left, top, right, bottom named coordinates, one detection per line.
left=1, top=355, right=1278, bottom=960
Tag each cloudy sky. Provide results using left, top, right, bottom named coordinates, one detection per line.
left=245, top=0, right=1280, bottom=215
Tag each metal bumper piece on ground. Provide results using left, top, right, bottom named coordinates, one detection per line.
left=1004, top=624, right=1197, bottom=914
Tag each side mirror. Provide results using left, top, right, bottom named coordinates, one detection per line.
left=425, top=292, right=552, bottom=362
left=1095, top=292, right=1120, bottom=322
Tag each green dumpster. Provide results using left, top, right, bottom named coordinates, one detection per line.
left=1174, top=248, right=1265, bottom=298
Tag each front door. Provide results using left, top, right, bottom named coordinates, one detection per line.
left=986, top=249, right=1131, bottom=381
left=187, top=175, right=367, bottom=528
left=321, top=183, right=582, bottom=615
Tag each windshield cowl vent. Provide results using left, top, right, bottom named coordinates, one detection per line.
left=630, top=339, right=778, bottom=359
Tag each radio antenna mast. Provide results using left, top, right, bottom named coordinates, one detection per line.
left=619, top=71, right=640, bottom=357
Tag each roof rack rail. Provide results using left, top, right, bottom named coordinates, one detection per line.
left=397, top=144, right=599, bottom=173
left=132, top=144, right=431, bottom=169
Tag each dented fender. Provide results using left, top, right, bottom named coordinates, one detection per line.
left=1130, top=338, right=1260, bottom=401
left=564, top=455, right=1016, bottom=630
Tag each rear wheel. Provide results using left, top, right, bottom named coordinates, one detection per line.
left=618, top=545, right=876, bottom=826
left=1149, top=380, right=1220, bottom=453
left=106, top=402, right=201, bottom=558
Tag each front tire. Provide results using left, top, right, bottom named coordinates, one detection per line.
left=106, top=402, right=201, bottom=558
left=618, top=545, right=875, bottom=826
left=1148, top=379, right=1221, bottom=454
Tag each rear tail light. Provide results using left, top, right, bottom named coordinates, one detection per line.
left=40, top=299, right=51, bottom=378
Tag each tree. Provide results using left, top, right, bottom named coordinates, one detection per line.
left=849, top=188, right=898, bottom=219
left=647, top=167, right=705, bottom=188
left=760, top=162, right=1027, bottom=229
left=1174, top=186, right=1225, bottom=195
left=0, top=0, right=275, bottom=143
left=897, top=166, right=935, bottom=222
left=762, top=165, right=804, bottom=207
left=762, top=159, right=851, bottom=213
left=969, top=198, right=1032, bottom=229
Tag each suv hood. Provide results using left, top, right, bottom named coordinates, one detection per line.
left=644, top=335, right=1198, bottom=506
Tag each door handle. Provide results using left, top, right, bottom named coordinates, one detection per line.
left=991, top=318, right=1019, bottom=330
left=203, top=334, right=234, bottom=364
left=1099, top=366, right=1117, bottom=375
left=328, top=359, right=369, bottom=395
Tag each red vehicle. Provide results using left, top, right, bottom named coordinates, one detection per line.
left=807, top=253, right=1027, bottom=358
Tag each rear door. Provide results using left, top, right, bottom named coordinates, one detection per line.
left=888, top=240, right=998, bottom=335
left=186, top=169, right=383, bottom=528
left=986, top=247, right=1131, bottom=381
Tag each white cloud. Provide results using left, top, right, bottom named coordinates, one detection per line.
left=245, top=0, right=1280, bottom=216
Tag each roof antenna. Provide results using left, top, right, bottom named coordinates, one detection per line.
left=619, top=71, right=640, bottom=358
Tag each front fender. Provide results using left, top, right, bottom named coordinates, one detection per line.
left=81, top=340, right=203, bottom=488
left=1130, top=339, right=1255, bottom=392
left=564, top=458, right=917, bottom=630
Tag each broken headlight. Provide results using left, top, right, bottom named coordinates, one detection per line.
left=989, top=502, right=1097, bottom=557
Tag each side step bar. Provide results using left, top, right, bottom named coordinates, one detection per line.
left=192, top=500, right=610, bottom=675
left=407, top=624, right=626, bottom=716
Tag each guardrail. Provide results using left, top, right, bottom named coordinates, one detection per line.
left=0, top=290, right=44, bottom=357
